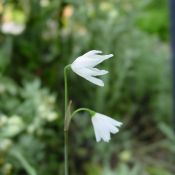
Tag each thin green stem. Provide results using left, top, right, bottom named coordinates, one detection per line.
left=71, top=108, right=95, bottom=118
left=64, top=65, right=70, bottom=114
left=64, top=64, right=70, bottom=175
left=64, top=131, right=68, bottom=175
left=63, top=65, right=94, bottom=175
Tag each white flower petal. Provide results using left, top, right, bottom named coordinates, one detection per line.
left=71, top=67, right=89, bottom=78
left=72, top=55, right=108, bottom=68
left=92, top=116, right=106, bottom=142
left=86, top=54, right=113, bottom=67
left=85, top=76, right=104, bottom=86
left=71, top=52, right=113, bottom=68
left=76, top=67, right=108, bottom=77
left=96, top=118, right=111, bottom=142
left=71, top=50, right=113, bottom=86
left=105, top=122, right=119, bottom=134
left=90, top=68, right=108, bottom=76
left=98, top=114, right=122, bottom=127
left=91, top=117, right=102, bottom=142
left=71, top=66, right=105, bottom=86
left=83, top=50, right=102, bottom=57
left=91, top=113, right=122, bottom=142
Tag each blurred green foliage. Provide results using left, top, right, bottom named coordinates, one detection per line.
left=0, top=0, right=174, bottom=175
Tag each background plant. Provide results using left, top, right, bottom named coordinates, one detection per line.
left=0, top=0, right=173, bottom=175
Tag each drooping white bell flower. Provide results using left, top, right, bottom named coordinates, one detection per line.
left=91, top=113, right=122, bottom=142
left=71, top=50, right=113, bottom=86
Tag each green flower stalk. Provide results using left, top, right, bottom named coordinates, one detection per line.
left=64, top=65, right=71, bottom=175
left=63, top=50, right=122, bottom=175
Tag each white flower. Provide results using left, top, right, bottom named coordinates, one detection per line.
left=1, top=22, right=25, bottom=35
left=71, top=50, right=113, bottom=86
left=91, top=113, right=122, bottom=142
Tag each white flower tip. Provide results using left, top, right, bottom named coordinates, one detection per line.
left=87, top=77, right=104, bottom=87
left=104, top=138, right=110, bottom=142
left=97, top=137, right=112, bottom=143
left=96, top=138, right=101, bottom=142
left=108, top=54, right=114, bottom=58
left=102, top=54, right=113, bottom=61
left=117, top=121, right=123, bottom=127
left=98, top=82, right=104, bottom=87
left=101, top=70, right=109, bottom=75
